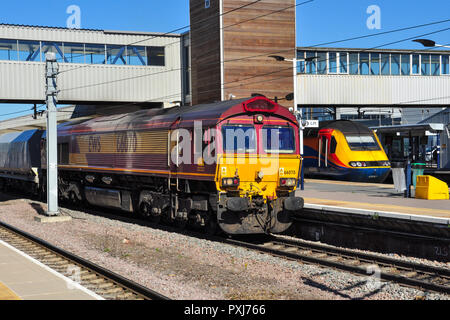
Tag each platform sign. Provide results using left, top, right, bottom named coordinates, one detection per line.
left=302, top=120, right=319, bottom=128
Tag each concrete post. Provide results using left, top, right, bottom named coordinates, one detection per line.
left=45, top=52, right=59, bottom=216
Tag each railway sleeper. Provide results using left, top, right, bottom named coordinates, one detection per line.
left=98, top=287, right=124, bottom=295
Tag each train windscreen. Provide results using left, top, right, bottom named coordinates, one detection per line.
left=222, top=125, right=256, bottom=153
left=262, top=126, right=296, bottom=153
left=345, top=135, right=381, bottom=151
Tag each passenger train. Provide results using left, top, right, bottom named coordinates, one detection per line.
left=0, top=96, right=304, bottom=235
left=303, top=120, right=391, bottom=183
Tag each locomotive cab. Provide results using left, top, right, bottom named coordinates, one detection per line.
left=214, top=97, right=304, bottom=234
left=304, top=120, right=391, bottom=183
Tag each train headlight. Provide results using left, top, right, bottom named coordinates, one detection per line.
left=222, top=177, right=240, bottom=187
left=349, top=161, right=366, bottom=167
left=280, top=178, right=296, bottom=187
left=383, top=161, right=391, bottom=167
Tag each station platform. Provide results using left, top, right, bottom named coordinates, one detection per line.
left=296, top=179, right=450, bottom=225
left=0, top=240, right=102, bottom=300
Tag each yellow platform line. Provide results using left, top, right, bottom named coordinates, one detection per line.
left=0, top=282, right=21, bottom=300
left=304, top=179, right=394, bottom=189
left=304, top=197, right=450, bottom=218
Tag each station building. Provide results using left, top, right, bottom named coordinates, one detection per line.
left=296, top=46, right=450, bottom=125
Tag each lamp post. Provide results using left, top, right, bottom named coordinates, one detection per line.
left=269, top=55, right=317, bottom=191
left=412, top=38, right=447, bottom=169
left=413, top=39, right=450, bottom=49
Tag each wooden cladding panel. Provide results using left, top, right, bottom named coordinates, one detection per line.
left=222, top=0, right=295, bottom=108
left=190, top=0, right=296, bottom=107
left=190, top=0, right=222, bottom=105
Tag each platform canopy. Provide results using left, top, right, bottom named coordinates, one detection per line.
left=371, top=123, right=444, bottom=136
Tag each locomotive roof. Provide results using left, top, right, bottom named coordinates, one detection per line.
left=59, top=97, right=297, bottom=134
left=320, top=120, right=374, bottom=135
left=304, top=120, right=374, bottom=137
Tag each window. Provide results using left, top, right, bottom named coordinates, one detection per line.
left=442, top=55, right=449, bottom=75
left=42, top=42, right=66, bottom=62
left=85, top=44, right=106, bottom=64
left=147, top=46, right=165, bottom=66
left=370, top=53, right=380, bottom=75
left=18, top=40, right=41, bottom=61
left=431, top=55, right=440, bottom=76
left=58, top=143, right=69, bottom=165
left=329, top=52, right=337, bottom=73
left=349, top=53, right=359, bottom=74
left=262, top=126, right=296, bottom=153
left=127, top=46, right=147, bottom=66
left=359, top=53, right=369, bottom=75
left=412, top=54, right=420, bottom=75
left=107, top=45, right=126, bottom=65
left=63, top=43, right=85, bottom=64
left=401, top=54, right=410, bottom=75
left=391, top=54, right=400, bottom=75
left=297, top=51, right=305, bottom=73
left=339, top=52, right=348, bottom=73
left=0, top=39, right=18, bottom=61
left=381, top=54, right=390, bottom=75
left=330, top=136, right=337, bottom=154
left=306, top=51, right=316, bottom=74
left=346, top=135, right=381, bottom=151
left=222, top=125, right=256, bottom=153
left=421, top=54, right=430, bottom=75
left=317, top=51, right=327, bottom=74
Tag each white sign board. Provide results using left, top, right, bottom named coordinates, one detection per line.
left=303, top=120, right=319, bottom=128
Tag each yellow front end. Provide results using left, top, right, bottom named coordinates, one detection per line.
left=216, top=154, right=301, bottom=198
left=214, top=154, right=303, bottom=234
left=333, top=131, right=389, bottom=165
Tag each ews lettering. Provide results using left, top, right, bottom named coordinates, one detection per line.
left=88, top=136, right=101, bottom=153
left=117, top=132, right=137, bottom=153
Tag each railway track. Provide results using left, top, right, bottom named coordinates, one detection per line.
left=0, top=221, right=169, bottom=300
left=61, top=202, right=450, bottom=295
left=225, top=236, right=450, bottom=295
left=2, top=193, right=449, bottom=297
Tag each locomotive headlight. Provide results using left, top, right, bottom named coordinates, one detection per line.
left=222, top=177, right=240, bottom=187
left=280, top=178, right=296, bottom=187
left=383, top=161, right=391, bottom=167
left=254, top=115, right=264, bottom=124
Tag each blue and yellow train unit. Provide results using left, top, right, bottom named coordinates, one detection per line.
left=303, top=120, right=391, bottom=183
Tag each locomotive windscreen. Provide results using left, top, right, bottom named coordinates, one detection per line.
left=345, top=135, right=381, bottom=151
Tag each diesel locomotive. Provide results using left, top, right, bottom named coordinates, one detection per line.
left=0, top=96, right=304, bottom=235
left=303, top=120, right=391, bottom=183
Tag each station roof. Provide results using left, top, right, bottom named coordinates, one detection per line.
left=0, top=23, right=181, bottom=38
left=371, top=123, right=444, bottom=135
left=297, top=46, right=450, bottom=55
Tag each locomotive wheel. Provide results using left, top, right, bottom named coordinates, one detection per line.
left=69, top=191, right=80, bottom=206
left=139, top=202, right=161, bottom=224
left=139, top=202, right=151, bottom=218
left=205, top=215, right=218, bottom=236
left=150, top=214, right=161, bottom=224
left=174, top=219, right=187, bottom=230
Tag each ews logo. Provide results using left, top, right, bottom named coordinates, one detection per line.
left=116, top=132, right=138, bottom=153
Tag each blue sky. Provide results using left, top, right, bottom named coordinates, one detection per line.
left=0, top=0, right=449, bottom=120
